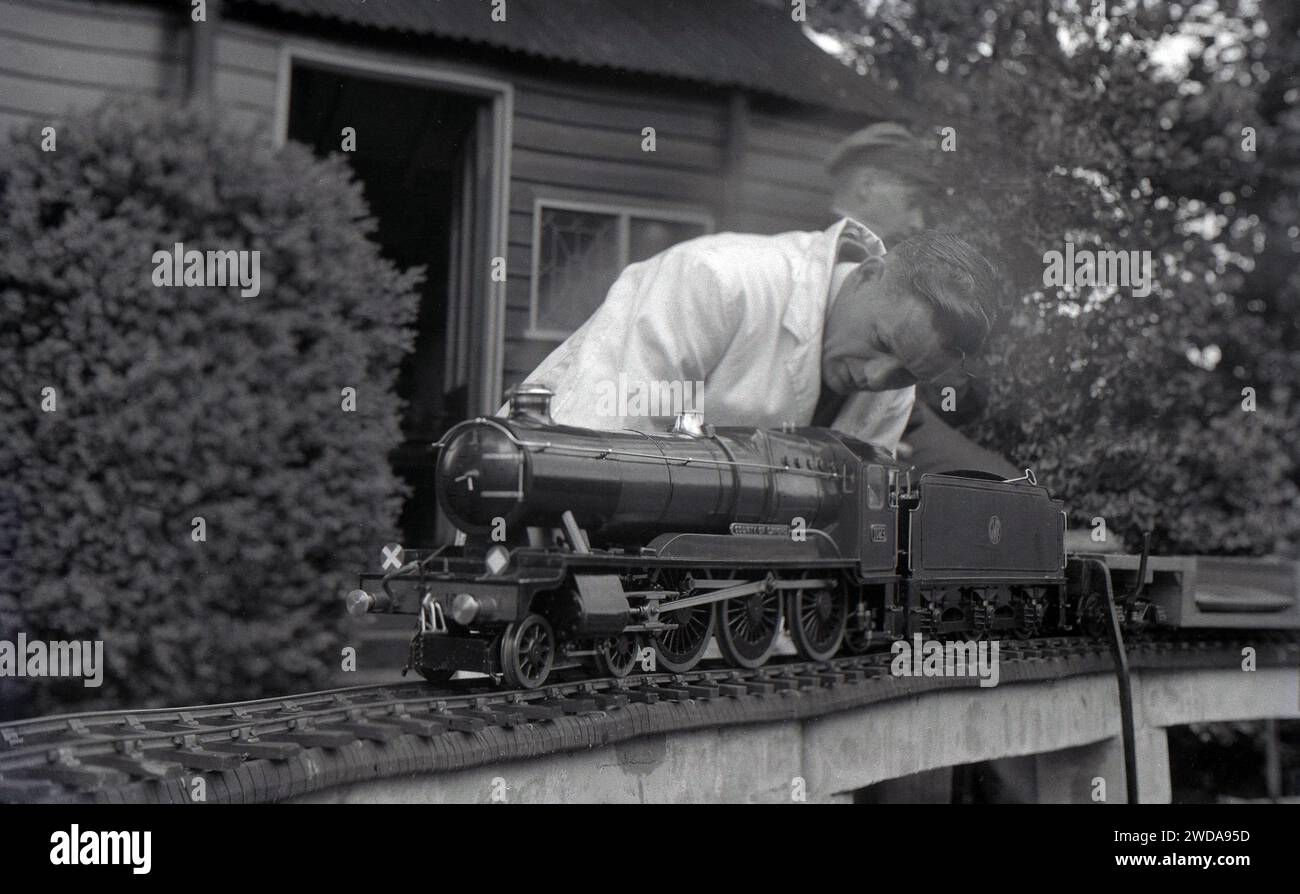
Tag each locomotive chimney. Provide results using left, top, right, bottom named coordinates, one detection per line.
left=506, top=382, right=555, bottom=425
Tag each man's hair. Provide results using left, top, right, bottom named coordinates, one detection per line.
left=885, top=231, right=999, bottom=358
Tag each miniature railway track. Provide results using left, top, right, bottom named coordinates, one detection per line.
left=2, top=632, right=1296, bottom=803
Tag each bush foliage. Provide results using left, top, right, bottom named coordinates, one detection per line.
left=816, top=0, right=1300, bottom=554
left=0, top=100, right=420, bottom=715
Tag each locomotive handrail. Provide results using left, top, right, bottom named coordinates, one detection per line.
left=435, top=417, right=853, bottom=481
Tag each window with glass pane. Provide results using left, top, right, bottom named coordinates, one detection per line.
left=533, top=205, right=710, bottom=336
left=535, top=208, right=621, bottom=333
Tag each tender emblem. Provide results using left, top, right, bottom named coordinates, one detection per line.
left=988, top=514, right=1003, bottom=545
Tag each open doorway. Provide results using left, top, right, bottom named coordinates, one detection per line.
left=285, top=60, right=492, bottom=547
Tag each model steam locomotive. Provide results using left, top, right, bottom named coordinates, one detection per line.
left=346, top=384, right=1300, bottom=689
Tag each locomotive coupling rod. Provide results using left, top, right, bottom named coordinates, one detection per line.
left=658, top=576, right=833, bottom=614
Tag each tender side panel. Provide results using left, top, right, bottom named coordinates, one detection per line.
left=909, top=475, right=1065, bottom=582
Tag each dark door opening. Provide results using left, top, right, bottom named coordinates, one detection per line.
left=287, top=62, right=486, bottom=548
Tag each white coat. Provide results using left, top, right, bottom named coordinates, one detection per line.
left=516, top=217, right=915, bottom=455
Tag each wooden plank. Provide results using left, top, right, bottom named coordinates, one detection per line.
left=0, top=108, right=39, bottom=136
left=515, top=85, right=724, bottom=143
left=214, top=23, right=282, bottom=77
left=214, top=65, right=278, bottom=112
left=733, top=177, right=831, bottom=220
left=514, top=71, right=725, bottom=121
left=505, top=305, right=531, bottom=336
left=509, top=181, right=718, bottom=220
left=747, top=113, right=858, bottom=161
left=1, top=0, right=176, bottom=54
left=506, top=243, right=531, bottom=278
left=0, top=70, right=155, bottom=116
left=506, top=275, right=531, bottom=311
left=750, top=106, right=869, bottom=140
left=514, top=114, right=723, bottom=172
left=508, top=209, right=533, bottom=246
left=512, top=148, right=723, bottom=201
left=501, top=339, right=560, bottom=378
left=743, top=151, right=834, bottom=190
left=728, top=207, right=828, bottom=235
left=0, top=30, right=180, bottom=91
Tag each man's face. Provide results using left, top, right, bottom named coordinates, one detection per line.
left=832, top=166, right=927, bottom=243
left=821, top=257, right=964, bottom=395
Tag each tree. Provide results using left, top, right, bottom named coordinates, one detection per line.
left=812, top=0, right=1300, bottom=554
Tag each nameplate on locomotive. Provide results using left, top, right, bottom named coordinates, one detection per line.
left=729, top=523, right=792, bottom=537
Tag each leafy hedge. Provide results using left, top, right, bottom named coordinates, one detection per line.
left=0, top=100, right=420, bottom=716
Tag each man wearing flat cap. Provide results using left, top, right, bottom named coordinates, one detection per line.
left=826, top=122, right=1019, bottom=479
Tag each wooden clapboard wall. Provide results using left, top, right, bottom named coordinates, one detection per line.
left=1, top=0, right=871, bottom=394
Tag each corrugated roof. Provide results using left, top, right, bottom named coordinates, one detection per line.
left=230, top=0, right=900, bottom=116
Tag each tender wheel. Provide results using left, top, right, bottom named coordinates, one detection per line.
left=595, top=633, right=641, bottom=678
left=715, top=585, right=784, bottom=669
left=500, top=613, right=555, bottom=689
left=788, top=583, right=847, bottom=661
left=1078, top=591, right=1110, bottom=639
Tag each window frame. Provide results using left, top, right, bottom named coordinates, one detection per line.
left=526, top=197, right=714, bottom=341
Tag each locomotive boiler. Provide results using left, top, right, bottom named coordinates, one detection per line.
left=347, top=384, right=1076, bottom=689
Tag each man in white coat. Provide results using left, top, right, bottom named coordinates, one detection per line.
left=515, top=219, right=998, bottom=457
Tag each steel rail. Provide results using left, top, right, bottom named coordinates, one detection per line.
left=0, top=631, right=1295, bottom=803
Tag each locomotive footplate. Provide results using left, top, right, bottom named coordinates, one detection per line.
left=410, top=632, right=500, bottom=676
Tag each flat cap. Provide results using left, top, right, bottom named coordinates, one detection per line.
left=826, top=121, right=948, bottom=189
left=825, top=122, right=921, bottom=173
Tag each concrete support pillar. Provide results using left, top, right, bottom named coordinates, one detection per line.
left=1032, top=729, right=1170, bottom=803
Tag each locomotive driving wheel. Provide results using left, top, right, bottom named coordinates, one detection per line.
left=651, top=570, right=717, bottom=673
left=788, top=578, right=847, bottom=662
left=500, top=613, right=555, bottom=689
left=715, top=574, right=784, bottom=669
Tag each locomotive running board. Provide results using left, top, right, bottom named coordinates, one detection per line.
left=655, top=576, right=834, bottom=614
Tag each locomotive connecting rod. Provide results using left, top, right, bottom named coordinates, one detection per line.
left=655, top=576, right=834, bottom=614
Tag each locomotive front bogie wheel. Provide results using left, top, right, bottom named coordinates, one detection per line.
left=500, top=613, right=556, bottom=689
left=788, top=584, right=848, bottom=662
left=595, top=633, right=641, bottom=678
left=715, top=587, right=784, bottom=669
